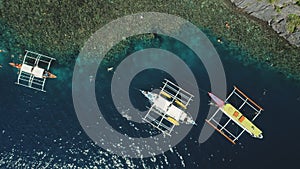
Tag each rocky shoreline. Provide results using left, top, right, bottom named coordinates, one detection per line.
left=230, top=0, right=300, bottom=47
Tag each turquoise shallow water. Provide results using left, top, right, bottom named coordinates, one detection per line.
left=0, top=30, right=300, bottom=168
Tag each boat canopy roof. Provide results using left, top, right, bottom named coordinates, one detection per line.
left=166, top=104, right=183, bottom=121
left=153, top=96, right=171, bottom=112
left=31, top=66, right=44, bottom=78
left=20, top=64, right=33, bottom=74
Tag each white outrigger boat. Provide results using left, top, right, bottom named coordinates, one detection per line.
left=141, top=79, right=196, bottom=136
left=9, top=50, right=56, bottom=92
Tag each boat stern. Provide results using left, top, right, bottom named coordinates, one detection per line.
left=254, top=133, right=263, bottom=139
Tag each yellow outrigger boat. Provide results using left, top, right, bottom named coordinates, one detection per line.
left=206, top=86, right=263, bottom=144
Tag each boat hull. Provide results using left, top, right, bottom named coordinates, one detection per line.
left=9, top=63, right=57, bottom=79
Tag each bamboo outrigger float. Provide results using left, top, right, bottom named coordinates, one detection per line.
left=206, top=86, right=264, bottom=144
left=140, top=79, right=196, bottom=136
left=9, top=50, right=56, bottom=92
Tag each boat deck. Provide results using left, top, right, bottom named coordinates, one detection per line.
left=222, top=103, right=262, bottom=138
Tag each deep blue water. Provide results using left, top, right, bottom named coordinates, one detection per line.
left=0, top=31, right=300, bottom=169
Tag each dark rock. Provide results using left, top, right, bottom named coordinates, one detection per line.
left=287, top=31, right=300, bottom=46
